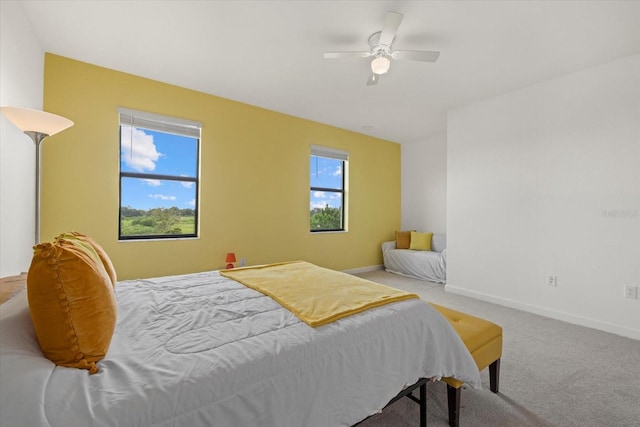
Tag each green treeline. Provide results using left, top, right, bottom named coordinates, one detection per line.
left=120, top=206, right=195, bottom=236
left=310, top=204, right=342, bottom=231
left=121, top=204, right=342, bottom=235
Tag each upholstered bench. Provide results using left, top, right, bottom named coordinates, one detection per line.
left=430, top=303, right=503, bottom=427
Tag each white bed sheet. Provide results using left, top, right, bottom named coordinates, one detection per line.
left=0, top=270, right=479, bottom=427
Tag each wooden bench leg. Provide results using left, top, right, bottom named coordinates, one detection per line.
left=446, top=384, right=460, bottom=427
left=419, top=381, right=427, bottom=427
left=489, top=358, right=500, bottom=393
left=446, top=358, right=500, bottom=427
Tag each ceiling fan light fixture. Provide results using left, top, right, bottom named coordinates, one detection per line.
left=371, top=56, right=390, bottom=75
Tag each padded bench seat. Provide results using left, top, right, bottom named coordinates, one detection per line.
left=430, top=303, right=503, bottom=427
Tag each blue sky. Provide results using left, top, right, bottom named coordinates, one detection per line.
left=120, top=126, right=197, bottom=211
left=310, top=156, right=344, bottom=210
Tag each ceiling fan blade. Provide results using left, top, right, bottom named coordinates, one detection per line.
left=379, top=11, right=403, bottom=46
left=324, top=51, right=372, bottom=59
left=392, top=50, right=440, bottom=62
left=366, top=73, right=378, bottom=86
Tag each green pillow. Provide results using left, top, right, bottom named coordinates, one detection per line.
left=409, top=231, right=433, bottom=251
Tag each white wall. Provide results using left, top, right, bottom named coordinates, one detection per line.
left=0, top=1, right=44, bottom=276
left=447, top=55, right=640, bottom=340
left=401, top=133, right=447, bottom=234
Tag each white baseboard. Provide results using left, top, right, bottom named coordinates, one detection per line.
left=343, top=264, right=384, bottom=275
left=446, top=285, right=640, bottom=341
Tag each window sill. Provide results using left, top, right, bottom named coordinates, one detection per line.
left=118, top=236, right=200, bottom=243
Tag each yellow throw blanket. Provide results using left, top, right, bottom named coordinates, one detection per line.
left=220, top=261, right=419, bottom=327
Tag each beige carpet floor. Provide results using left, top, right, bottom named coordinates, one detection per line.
left=355, top=270, right=640, bottom=427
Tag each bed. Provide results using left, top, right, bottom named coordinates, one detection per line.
left=382, top=234, right=447, bottom=283
left=0, top=261, right=480, bottom=426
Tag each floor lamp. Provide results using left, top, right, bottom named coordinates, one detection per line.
left=1, top=107, right=74, bottom=244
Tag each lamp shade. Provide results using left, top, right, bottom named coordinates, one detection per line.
left=371, top=56, right=391, bottom=75
left=1, top=107, right=73, bottom=137
left=225, top=252, right=237, bottom=269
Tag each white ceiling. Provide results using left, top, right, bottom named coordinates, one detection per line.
left=19, top=0, right=640, bottom=144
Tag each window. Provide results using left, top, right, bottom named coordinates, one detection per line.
left=310, top=145, right=348, bottom=232
left=118, top=108, right=201, bottom=240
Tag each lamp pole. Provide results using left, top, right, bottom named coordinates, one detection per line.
left=24, top=131, right=49, bottom=244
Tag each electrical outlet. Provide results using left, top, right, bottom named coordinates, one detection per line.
left=240, top=258, right=246, bottom=267
left=624, top=285, right=638, bottom=299
left=547, top=275, right=557, bottom=287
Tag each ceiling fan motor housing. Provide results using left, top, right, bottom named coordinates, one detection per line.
left=368, top=31, right=393, bottom=57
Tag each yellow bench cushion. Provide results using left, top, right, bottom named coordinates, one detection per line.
left=430, top=303, right=502, bottom=388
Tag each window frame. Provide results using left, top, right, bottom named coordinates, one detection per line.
left=309, top=145, right=348, bottom=233
left=118, top=108, right=202, bottom=241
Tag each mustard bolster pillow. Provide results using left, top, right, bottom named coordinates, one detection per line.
left=57, top=231, right=117, bottom=288
left=27, top=236, right=117, bottom=374
left=409, top=231, right=433, bottom=251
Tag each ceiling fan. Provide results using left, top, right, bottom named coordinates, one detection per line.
left=324, top=11, right=440, bottom=86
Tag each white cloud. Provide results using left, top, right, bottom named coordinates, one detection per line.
left=187, top=199, right=196, bottom=206
left=332, top=166, right=342, bottom=176
left=313, top=191, right=326, bottom=198
left=149, top=194, right=176, bottom=201
left=310, top=201, right=327, bottom=210
left=143, top=179, right=162, bottom=187
left=121, top=125, right=162, bottom=172
left=178, top=175, right=194, bottom=188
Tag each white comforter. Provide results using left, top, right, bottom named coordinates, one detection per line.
left=0, top=270, right=479, bottom=427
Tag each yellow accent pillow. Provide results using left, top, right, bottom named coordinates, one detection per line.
left=409, top=231, right=433, bottom=251
left=58, top=231, right=117, bottom=288
left=395, top=230, right=414, bottom=249
left=27, top=235, right=117, bottom=374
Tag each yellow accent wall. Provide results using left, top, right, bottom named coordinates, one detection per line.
left=42, top=54, right=400, bottom=280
